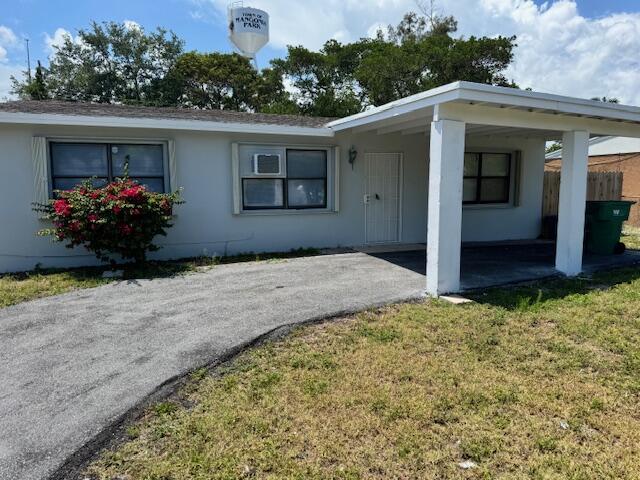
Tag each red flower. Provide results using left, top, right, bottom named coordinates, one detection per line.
left=113, top=205, right=122, bottom=215
left=53, top=199, right=72, bottom=217
left=90, top=191, right=100, bottom=199
left=69, top=220, right=81, bottom=231
left=87, top=214, right=98, bottom=223
left=120, top=186, right=145, bottom=201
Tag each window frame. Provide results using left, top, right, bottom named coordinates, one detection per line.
left=48, top=140, right=168, bottom=197
left=463, top=151, right=512, bottom=205
left=241, top=147, right=329, bottom=211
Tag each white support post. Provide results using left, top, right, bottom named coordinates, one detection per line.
left=555, top=130, right=589, bottom=276
left=426, top=118, right=466, bottom=296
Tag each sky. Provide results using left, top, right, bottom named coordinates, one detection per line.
left=1, top=0, right=640, bottom=103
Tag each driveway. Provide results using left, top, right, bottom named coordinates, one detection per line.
left=0, top=253, right=425, bottom=480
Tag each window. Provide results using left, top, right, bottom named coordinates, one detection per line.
left=463, top=152, right=511, bottom=204
left=242, top=149, right=328, bottom=210
left=50, top=142, right=166, bottom=194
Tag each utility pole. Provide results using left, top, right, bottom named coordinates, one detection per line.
left=25, top=38, right=32, bottom=82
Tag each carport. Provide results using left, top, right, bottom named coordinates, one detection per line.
left=328, top=82, right=640, bottom=295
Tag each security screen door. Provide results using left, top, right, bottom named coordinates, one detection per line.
left=364, top=153, right=402, bottom=244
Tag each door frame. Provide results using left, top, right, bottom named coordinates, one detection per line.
left=364, top=152, right=404, bottom=245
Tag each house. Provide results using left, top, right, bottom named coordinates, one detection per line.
left=2, top=81, right=640, bottom=296
left=546, top=136, right=640, bottom=225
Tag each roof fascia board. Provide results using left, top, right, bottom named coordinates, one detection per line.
left=327, top=84, right=462, bottom=131
left=0, top=112, right=335, bottom=137
left=456, top=83, right=640, bottom=123
left=437, top=102, right=640, bottom=138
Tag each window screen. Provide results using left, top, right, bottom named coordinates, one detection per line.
left=463, top=152, right=511, bottom=204
left=50, top=142, right=166, bottom=194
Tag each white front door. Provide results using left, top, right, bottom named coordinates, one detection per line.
left=365, top=153, right=402, bottom=244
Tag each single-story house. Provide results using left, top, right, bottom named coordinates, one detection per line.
left=2, top=81, right=640, bottom=295
left=546, top=136, right=640, bottom=225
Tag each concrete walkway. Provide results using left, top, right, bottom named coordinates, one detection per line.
left=0, top=253, right=425, bottom=480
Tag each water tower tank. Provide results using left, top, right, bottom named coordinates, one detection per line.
left=228, top=5, right=269, bottom=60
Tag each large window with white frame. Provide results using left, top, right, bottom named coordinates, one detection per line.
left=242, top=148, right=328, bottom=210
left=463, top=152, right=511, bottom=204
left=49, top=142, right=167, bottom=195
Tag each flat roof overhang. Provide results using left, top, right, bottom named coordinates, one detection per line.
left=327, top=81, right=640, bottom=140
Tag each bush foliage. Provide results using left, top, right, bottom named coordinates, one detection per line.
left=35, top=178, right=182, bottom=264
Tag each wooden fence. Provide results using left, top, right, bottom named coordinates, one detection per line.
left=542, top=171, right=623, bottom=217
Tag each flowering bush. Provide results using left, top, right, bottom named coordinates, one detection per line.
left=35, top=178, right=182, bottom=264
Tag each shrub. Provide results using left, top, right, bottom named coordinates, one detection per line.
left=35, top=178, right=182, bottom=264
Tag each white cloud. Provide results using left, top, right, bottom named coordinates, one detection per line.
left=44, top=27, right=74, bottom=56
left=0, top=63, right=22, bottom=101
left=0, top=26, right=21, bottom=99
left=0, top=25, right=19, bottom=63
left=193, top=0, right=640, bottom=105
left=123, top=19, right=142, bottom=31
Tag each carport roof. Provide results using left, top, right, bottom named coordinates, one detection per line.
left=327, top=81, right=640, bottom=137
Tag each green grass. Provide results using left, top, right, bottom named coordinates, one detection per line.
left=87, top=267, right=640, bottom=480
left=0, top=248, right=319, bottom=309
left=622, top=224, right=640, bottom=250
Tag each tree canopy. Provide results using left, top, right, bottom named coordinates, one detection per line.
left=12, top=9, right=519, bottom=117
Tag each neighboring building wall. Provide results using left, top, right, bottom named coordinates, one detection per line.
left=0, top=123, right=546, bottom=272
left=546, top=153, right=640, bottom=225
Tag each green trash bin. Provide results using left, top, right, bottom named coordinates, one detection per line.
left=584, top=200, right=635, bottom=255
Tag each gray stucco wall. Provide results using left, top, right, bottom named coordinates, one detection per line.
left=0, top=123, right=545, bottom=272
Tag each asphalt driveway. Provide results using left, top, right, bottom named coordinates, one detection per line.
left=0, top=252, right=425, bottom=480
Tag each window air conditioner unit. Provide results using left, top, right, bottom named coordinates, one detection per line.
left=253, top=153, right=281, bottom=175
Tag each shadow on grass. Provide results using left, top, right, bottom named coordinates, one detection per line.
left=468, top=266, right=640, bottom=311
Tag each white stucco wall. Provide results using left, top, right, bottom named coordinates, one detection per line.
left=0, top=122, right=545, bottom=272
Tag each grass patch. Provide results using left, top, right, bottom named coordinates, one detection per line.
left=0, top=248, right=319, bottom=309
left=87, top=267, right=640, bottom=479
left=622, top=224, right=640, bottom=250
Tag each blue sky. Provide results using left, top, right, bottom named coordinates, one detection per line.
left=2, top=1, right=640, bottom=103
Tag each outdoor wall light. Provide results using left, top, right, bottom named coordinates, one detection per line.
left=348, top=146, right=358, bottom=170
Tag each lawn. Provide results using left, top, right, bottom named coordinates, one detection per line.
left=0, top=248, right=318, bottom=309
left=87, top=267, right=640, bottom=479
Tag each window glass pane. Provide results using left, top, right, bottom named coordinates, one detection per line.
left=131, top=177, right=165, bottom=193
left=287, top=179, right=326, bottom=208
left=464, top=153, right=479, bottom=176
left=243, top=179, right=284, bottom=208
left=50, top=143, right=108, bottom=176
left=482, top=153, right=510, bottom=176
left=53, top=177, right=108, bottom=191
left=286, top=150, right=327, bottom=178
left=112, top=144, right=164, bottom=176
left=479, top=178, right=510, bottom=202
left=463, top=178, right=478, bottom=202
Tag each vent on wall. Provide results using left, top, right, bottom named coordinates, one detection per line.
left=253, top=153, right=281, bottom=175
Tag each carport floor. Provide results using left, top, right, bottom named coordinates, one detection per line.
left=371, top=243, right=640, bottom=290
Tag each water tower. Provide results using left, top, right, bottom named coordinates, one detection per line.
left=228, top=2, right=269, bottom=68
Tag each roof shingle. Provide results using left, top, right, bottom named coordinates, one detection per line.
left=0, top=100, right=335, bottom=129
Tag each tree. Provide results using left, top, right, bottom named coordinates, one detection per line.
left=274, top=7, right=516, bottom=116
left=12, top=61, right=49, bottom=100
left=546, top=142, right=562, bottom=154
left=13, top=21, right=184, bottom=105
left=171, top=52, right=260, bottom=110
left=270, top=40, right=365, bottom=117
